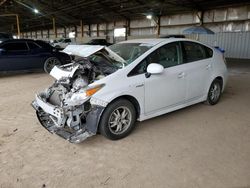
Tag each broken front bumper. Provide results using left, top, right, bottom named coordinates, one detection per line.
left=31, top=94, right=105, bottom=143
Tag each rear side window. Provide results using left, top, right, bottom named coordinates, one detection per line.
left=2, top=42, right=28, bottom=51
left=182, top=41, right=207, bottom=63
left=27, top=42, right=41, bottom=50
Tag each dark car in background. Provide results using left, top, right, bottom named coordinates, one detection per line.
left=86, top=39, right=112, bottom=46
left=0, top=39, right=71, bottom=73
left=160, top=34, right=186, bottom=38
left=0, top=32, right=13, bottom=43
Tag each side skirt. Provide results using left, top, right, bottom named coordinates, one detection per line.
left=138, top=95, right=206, bottom=121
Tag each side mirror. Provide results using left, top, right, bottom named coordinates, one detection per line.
left=147, top=63, right=164, bottom=75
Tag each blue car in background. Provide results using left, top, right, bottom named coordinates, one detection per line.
left=0, top=39, right=71, bottom=73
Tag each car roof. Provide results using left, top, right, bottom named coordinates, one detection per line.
left=119, top=38, right=205, bottom=46
left=1, top=39, right=36, bottom=43
left=119, top=38, right=183, bottom=45
left=0, top=39, right=53, bottom=49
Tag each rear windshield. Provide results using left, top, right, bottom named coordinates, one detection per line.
left=35, top=40, right=53, bottom=49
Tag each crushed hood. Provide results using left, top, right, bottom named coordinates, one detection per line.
left=50, top=45, right=124, bottom=80
left=62, top=45, right=104, bottom=57
left=62, top=45, right=125, bottom=64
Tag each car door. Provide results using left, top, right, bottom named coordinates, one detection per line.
left=143, top=42, right=187, bottom=114
left=181, top=41, right=213, bottom=100
left=27, top=41, right=46, bottom=69
left=0, top=44, right=10, bottom=71
left=0, top=42, right=30, bottom=71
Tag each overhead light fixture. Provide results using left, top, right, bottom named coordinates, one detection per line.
left=34, top=8, right=39, bottom=14
left=15, top=1, right=41, bottom=14
left=146, top=15, right=152, bottom=20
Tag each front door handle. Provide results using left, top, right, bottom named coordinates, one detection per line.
left=136, top=84, right=144, bottom=88
left=206, top=64, right=211, bottom=69
left=178, top=72, right=185, bottom=78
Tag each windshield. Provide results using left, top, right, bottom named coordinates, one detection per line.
left=109, top=43, right=153, bottom=65
left=89, top=50, right=123, bottom=69
left=88, top=39, right=98, bottom=44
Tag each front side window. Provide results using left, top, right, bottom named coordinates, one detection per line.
left=2, top=42, right=28, bottom=51
left=182, top=41, right=207, bottom=63
left=128, top=42, right=181, bottom=76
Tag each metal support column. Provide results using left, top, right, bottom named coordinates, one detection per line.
left=80, top=20, right=84, bottom=37
left=52, top=17, right=57, bottom=38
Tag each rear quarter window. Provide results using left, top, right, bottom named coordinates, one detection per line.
left=182, top=41, right=213, bottom=63
left=204, top=46, right=213, bottom=58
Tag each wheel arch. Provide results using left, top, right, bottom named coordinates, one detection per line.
left=214, top=76, right=223, bottom=88
left=205, top=76, right=224, bottom=105
left=207, top=75, right=224, bottom=93
left=43, top=56, right=61, bottom=73
left=106, top=95, right=141, bottom=119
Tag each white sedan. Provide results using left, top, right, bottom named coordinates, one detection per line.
left=32, top=38, right=228, bottom=143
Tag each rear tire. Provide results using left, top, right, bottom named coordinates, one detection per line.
left=44, top=57, right=61, bottom=73
left=99, top=99, right=136, bottom=140
left=206, top=79, right=222, bottom=105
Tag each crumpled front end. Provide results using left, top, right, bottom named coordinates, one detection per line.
left=32, top=93, right=105, bottom=143
left=32, top=58, right=109, bottom=143
left=32, top=44, right=126, bottom=143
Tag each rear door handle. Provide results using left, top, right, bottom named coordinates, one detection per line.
left=178, top=72, right=185, bottom=78
left=206, top=64, right=211, bottom=69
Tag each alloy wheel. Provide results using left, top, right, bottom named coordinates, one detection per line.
left=108, top=106, right=132, bottom=135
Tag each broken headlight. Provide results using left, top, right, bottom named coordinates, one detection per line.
left=64, top=84, right=105, bottom=106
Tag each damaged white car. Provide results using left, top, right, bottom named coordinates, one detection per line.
left=32, top=38, right=228, bottom=143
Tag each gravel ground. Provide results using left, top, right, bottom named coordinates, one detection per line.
left=0, top=63, right=249, bottom=188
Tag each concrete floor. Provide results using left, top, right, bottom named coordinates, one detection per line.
left=0, top=61, right=249, bottom=188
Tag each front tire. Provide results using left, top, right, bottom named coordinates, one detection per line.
left=44, top=57, right=61, bottom=73
left=99, top=99, right=136, bottom=140
left=206, top=79, right=222, bottom=105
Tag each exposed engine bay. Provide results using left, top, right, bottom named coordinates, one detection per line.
left=32, top=46, right=125, bottom=143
